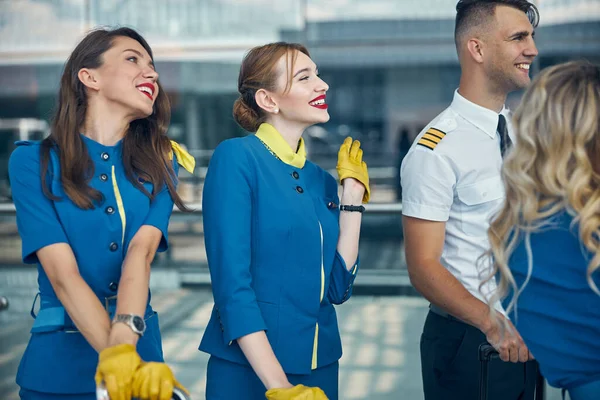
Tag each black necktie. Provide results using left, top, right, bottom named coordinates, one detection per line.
left=497, top=114, right=512, bottom=157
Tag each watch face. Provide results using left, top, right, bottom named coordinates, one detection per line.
left=132, top=316, right=145, bottom=332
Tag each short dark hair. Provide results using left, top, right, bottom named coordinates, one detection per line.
left=455, top=0, right=540, bottom=46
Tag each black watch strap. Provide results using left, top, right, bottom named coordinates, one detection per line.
left=340, top=204, right=365, bottom=213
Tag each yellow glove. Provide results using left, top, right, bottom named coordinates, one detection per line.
left=95, top=344, right=141, bottom=400
left=336, top=137, right=370, bottom=203
left=132, top=361, right=189, bottom=400
left=266, top=384, right=329, bottom=400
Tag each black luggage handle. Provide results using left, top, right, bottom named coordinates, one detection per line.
left=479, top=343, right=499, bottom=362
left=478, top=343, right=545, bottom=400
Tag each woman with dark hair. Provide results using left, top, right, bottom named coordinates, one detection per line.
left=199, top=42, right=370, bottom=399
left=9, top=27, right=192, bottom=400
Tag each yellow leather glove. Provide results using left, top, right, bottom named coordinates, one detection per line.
left=266, top=384, right=329, bottom=400
left=336, top=137, right=370, bottom=203
left=132, top=361, right=189, bottom=400
left=95, top=344, right=141, bottom=400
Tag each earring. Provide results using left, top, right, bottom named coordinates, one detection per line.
left=274, top=108, right=279, bottom=114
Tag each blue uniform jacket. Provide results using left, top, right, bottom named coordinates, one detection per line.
left=9, top=136, right=184, bottom=394
left=199, top=125, right=359, bottom=375
left=506, top=211, right=600, bottom=390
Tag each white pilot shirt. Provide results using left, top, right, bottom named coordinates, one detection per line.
left=401, top=89, right=513, bottom=312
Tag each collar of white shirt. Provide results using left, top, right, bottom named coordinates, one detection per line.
left=450, top=89, right=510, bottom=139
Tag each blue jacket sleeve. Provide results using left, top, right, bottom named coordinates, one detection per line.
left=142, top=157, right=178, bottom=252
left=202, top=140, right=267, bottom=344
left=9, top=144, right=69, bottom=264
left=326, top=178, right=360, bottom=305
left=328, top=252, right=359, bottom=305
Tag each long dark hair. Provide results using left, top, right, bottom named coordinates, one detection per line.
left=41, top=27, right=187, bottom=211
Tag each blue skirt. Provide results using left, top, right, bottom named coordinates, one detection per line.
left=206, top=356, right=339, bottom=400
left=568, top=379, right=600, bottom=400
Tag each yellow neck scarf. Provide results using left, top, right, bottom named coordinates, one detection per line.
left=255, top=123, right=306, bottom=169
left=169, top=140, right=195, bottom=174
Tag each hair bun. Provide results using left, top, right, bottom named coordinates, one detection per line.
left=233, top=96, right=262, bottom=132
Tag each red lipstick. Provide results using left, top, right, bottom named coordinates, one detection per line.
left=309, top=94, right=327, bottom=110
left=137, top=82, right=155, bottom=100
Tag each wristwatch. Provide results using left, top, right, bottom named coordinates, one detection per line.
left=113, top=314, right=146, bottom=336
left=340, top=204, right=365, bottom=213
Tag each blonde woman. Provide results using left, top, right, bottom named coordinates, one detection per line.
left=487, top=61, right=600, bottom=400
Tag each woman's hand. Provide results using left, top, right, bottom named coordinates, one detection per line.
left=336, top=137, right=370, bottom=203
left=94, top=344, right=142, bottom=400
left=132, top=362, right=189, bottom=400
left=266, top=384, right=329, bottom=399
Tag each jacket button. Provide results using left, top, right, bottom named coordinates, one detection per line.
left=296, top=186, right=304, bottom=194
left=109, top=242, right=119, bottom=252
left=109, top=282, right=118, bottom=292
left=99, top=173, right=108, bottom=182
left=105, top=206, right=115, bottom=215
left=101, top=152, right=110, bottom=161
left=292, top=171, right=299, bottom=179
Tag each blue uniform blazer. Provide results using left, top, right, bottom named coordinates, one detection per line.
left=506, top=211, right=600, bottom=390
left=9, top=136, right=182, bottom=394
left=199, top=133, right=359, bottom=375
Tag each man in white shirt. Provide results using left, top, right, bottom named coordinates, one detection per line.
left=401, top=1, right=540, bottom=399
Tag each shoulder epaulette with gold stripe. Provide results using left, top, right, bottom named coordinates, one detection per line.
left=417, top=127, right=447, bottom=150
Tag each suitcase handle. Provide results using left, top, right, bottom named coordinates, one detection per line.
left=478, top=343, right=545, bottom=400
left=479, top=344, right=494, bottom=400
left=479, top=343, right=499, bottom=362
left=96, top=382, right=191, bottom=400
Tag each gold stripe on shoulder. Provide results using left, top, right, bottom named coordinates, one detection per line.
left=428, top=128, right=446, bottom=138
left=417, top=138, right=436, bottom=150
left=422, top=133, right=442, bottom=143
left=417, top=127, right=448, bottom=150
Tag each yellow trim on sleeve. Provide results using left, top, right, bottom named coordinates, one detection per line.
left=111, top=166, right=127, bottom=246
left=169, top=140, right=196, bottom=174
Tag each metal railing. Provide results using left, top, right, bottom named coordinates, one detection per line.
left=0, top=202, right=403, bottom=215
left=0, top=201, right=413, bottom=292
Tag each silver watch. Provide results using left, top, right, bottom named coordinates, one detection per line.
left=113, top=314, right=146, bottom=336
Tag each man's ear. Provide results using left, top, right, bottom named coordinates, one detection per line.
left=466, top=38, right=485, bottom=64
left=77, top=68, right=100, bottom=91
left=255, top=89, right=279, bottom=115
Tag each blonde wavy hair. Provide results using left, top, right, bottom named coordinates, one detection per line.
left=486, top=61, right=600, bottom=320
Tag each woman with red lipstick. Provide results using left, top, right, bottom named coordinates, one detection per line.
left=199, top=42, right=370, bottom=400
left=9, top=27, right=191, bottom=399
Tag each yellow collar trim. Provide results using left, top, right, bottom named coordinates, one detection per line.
left=255, top=123, right=306, bottom=168
left=169, top=140, right=195, bottom=174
